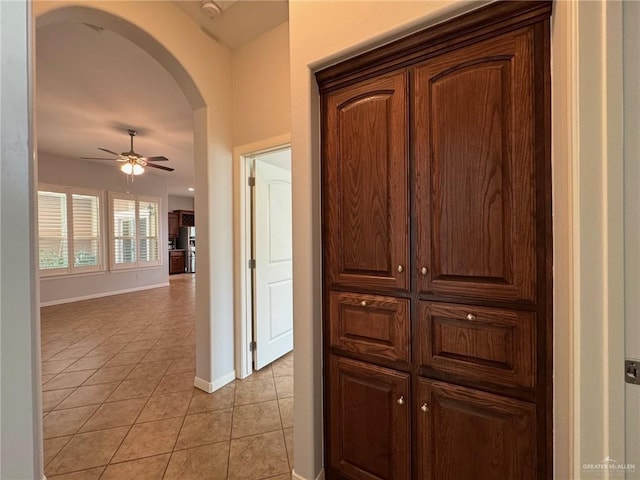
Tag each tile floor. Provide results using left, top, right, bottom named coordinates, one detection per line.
left=41, top=274, right=294, bottom=480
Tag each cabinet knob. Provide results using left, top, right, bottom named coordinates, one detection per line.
left=360, top=300, right=367, bottom=307
left=397, top=264, right=404, bottom=273
left=397, top=395, right=405, bottom=405
left=420, top=266, right=428, bottom=275
left=466, top=313, right=477, bottom=321
left=421, top=403, right=429, bottom=412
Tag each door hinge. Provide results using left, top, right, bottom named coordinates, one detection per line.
left=250, top=341, right=257, bottom=352
left=248, top=176, right=255, bottom=187
left=248, top=259, right=256, bottom=269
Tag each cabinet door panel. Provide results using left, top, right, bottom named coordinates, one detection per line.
left=417, top=302, right=535, bottom=388
left=324, top=73, right=409, bottom=291
left=418, top=379, right=536, bottom=480
left=329, top=291, right=409, bottom=363
left=414, top=28, right=536, bottom=301
left=329, top=356, right=410, bottom=480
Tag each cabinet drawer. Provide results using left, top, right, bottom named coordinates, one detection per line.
left=329, top=291, right=409, bottom=363
left=417, top=302, right=535, bottom=388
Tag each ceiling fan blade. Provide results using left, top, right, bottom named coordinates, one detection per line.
left=145, top=162, right=174, bottom=172
left=80, top=157, right=118, bottom=160
left=141, top=156, right=169, bottom=162
left=97, top=147, right=121, bottom=156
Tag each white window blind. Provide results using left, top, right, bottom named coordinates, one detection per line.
left=112, top=197, right=136, bottom=265
left=72, top=193, right=102, bottom=268
left=38, top=190, right=69, bottom=272
left=110, top=193, right=160, bottom=269
left=38, top=186, right=104, bottom=275
left=138, top=200, right=159, bottom=264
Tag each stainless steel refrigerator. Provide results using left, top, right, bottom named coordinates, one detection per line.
left=176, top=226, right=195, bottom=273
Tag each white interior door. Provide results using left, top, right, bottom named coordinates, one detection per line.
left=253, top=150, right=293, bottom=369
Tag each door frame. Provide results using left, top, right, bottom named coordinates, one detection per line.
left=233, top=134, right=291, bottom=379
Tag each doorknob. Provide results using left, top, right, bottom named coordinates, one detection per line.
left=420, top=266, right=428, bottom=275
left=397, top=396, right=405, bottom=405
left=420, top=403, right=429, bottom=412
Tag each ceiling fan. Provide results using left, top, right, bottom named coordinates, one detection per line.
left=81, top=129, right=174, bottom=175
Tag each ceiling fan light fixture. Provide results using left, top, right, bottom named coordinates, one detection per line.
left=121, top=162, right=144, bottom=175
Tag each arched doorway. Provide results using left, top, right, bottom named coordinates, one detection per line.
left=0, top=3, right=236, bottom=477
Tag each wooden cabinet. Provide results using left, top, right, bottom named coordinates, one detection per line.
left=174, top=210, right=195, bottom=227
left=329, top=291, right=410, bottom=363
left=413, top=28, right=536, bottom=302
left=168, top=212, right=179, bottom=239
left=417, top=302, right=536, bottom=389
left=328, top=356, right=410, bottom=480
left=318, top=2, right=552, bottom=479
left=417, top=379, right=536, bottom=480
left=324, top=73, right=409, bottom=292
left=169, top=250, right=185, bottom=275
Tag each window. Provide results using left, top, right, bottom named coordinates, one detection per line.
left=110, top=193, right=160, bottom=269
left=38, top=185, right=103, bottom=275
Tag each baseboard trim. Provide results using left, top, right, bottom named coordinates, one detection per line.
left=194, top=371, right=236, bottom=393
left=39, top=282, right=170, bottom=307
left=292, top=468, right=325, bottom=480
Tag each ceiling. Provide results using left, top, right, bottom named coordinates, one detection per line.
left=35, top=1, right=289, bottom=198
left=174, top=1, right=288, bottom=50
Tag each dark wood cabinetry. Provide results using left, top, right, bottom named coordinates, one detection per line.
left=417, top=379, right=536, bottom=480
left=417, top=302, right=536, bottom=389
left=324, top=73, right=409, bottom=292
left=318, top=2, right=552, bottom=479
left=328, top=356, right=410, bottom=480
left=169, top=250, right=185, bottom=275
left=168, top=212, right=179, bottom=240
left=329, top=291, right=410, bottom=364
left=413, top=28, right=536, bottom=302
left=174, top=210, right=195, bottom=227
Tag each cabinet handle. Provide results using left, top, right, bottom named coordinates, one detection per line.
left=397, top=395, right=405, bottom=405
left=421, top=403, right=429, bottom=412
left=466, top=313, right=477, bottom=321
left=397, top=264, right=404, bottom=273
left=360, top=300, right=367, bottom=307
left=420, top=266, right=428, bottom=275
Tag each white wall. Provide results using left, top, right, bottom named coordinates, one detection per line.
left=232, top=22, right=290, bottom=147
left=0, top=1, right=43, bottom=478
left=38, top=153, right=170, bottom=305
left=168, top=194, right=194, bottom=211
left=624, top=1, right=640, bottom=474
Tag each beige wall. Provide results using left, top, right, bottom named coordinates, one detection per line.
left=232, top=22, right=290, bottom=147
left=623, top=1, right=640, bottom=475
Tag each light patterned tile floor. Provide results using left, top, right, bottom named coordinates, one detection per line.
left=41, top=274, right=294, bottom=480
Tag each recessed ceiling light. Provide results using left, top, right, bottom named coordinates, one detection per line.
left=188, top=187, right=195, bottom=192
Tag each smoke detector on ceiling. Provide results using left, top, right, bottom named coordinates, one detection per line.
left=201, top=1, right=222, bottom=19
